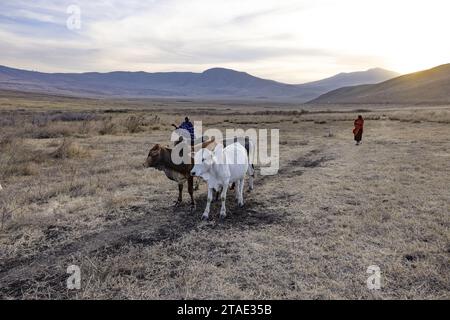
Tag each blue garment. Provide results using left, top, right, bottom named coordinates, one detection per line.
left=179, top=121, right=195, bottom=141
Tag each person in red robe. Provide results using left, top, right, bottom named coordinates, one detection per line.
left=353, top=115, right=364, bottom=145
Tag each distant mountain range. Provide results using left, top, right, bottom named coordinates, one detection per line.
left=0, top=65, right=398, bottom=103
left=309, top=64, right=450, bottom=105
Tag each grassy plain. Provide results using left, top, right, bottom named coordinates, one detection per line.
left=0, top=90, right=449, bottom=299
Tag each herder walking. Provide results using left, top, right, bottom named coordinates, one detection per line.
left=353, top=115, right=364, bottom=145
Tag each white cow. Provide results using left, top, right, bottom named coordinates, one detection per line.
left=191, top=143, right=249, bottom=220
left=222, top=137, right=255, bottom=191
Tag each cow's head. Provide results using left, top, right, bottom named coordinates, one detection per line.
left=191, top=148, right=214, bottom=177
left=191, top=144, right=223, bottom=177
left=144, top=144, right=162, bottom=168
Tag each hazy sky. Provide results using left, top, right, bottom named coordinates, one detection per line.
left=1, top=0, right=449, bottom=83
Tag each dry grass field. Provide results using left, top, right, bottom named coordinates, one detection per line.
left=0, top=91, right=449, bottom=299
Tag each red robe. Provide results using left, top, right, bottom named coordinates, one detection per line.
left=353, top=118, right=364, bottom=135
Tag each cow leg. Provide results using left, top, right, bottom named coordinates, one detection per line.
left=234, top=180, right=241, bottom=201
left=248, top=176, right=254, bottom=191
left=193, top=177, right=200, bottom=191
left=214, top=188, right=221, bottom=202
left=202, top=187, right=213, bottom=220
left=238, top=178, right=245, bottom=207
left=248, top=164, right=255, bottom=191
left=175, top=183, right=183, bottom=206
left=188, top=176, right=196, bottom=212
left=219, top=184, right=228, bottom=219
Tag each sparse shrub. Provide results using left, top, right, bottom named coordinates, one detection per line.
left=0, top=111, right=22, bottom=127
left=124, top=115, right=144, bottom=133
left=249, top=109, right=308, bottom=116
left=8, top=162, right=39, bottom=176
left=23, top=121, right=82, bottom=139
left=32, top=112, right=98, bottom=124
left=0, top=135, right=15, bottom=148
left=104, top=109, right=129, bottom=113
left=51, top=139, right=90, bottom=159
left=152, top=115, right=161, bottom=124
left=99, top=119, right=117, bottom=135
left=52, top=112, right=98, bottom=122
left=0, top=138, right=42, bottom=178
left=79, top=120, right=92, bottom=135
left=21, top=112, right=101, bottom=138
left=32, top=114, right=52, bottom=127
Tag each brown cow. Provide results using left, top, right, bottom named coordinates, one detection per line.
left=143, top=139, right=216, bottom=211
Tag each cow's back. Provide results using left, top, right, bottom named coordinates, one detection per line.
left=223, top=143, right=249, bottom=182
left=223, top=136, right=255, bottom=165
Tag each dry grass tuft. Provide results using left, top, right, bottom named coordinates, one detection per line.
left=99, top=118, right=117, bottom=135
left=104, top=193, right=136, bottom=213
left=51, top=139, right=90, bottom=159
left=0, top=138, right=42, bottom=178
left=0, top=135, right=15, bottom=148
left=6, top=162, right=39, bottom=176
left=123, top=115, right=144, bottom=133
left=25, top=122, right=78, bottom=139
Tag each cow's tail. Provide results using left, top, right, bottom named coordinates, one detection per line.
left=246, top=138, right=256, bottom=191
left=247, top=164, right=255, bottom=191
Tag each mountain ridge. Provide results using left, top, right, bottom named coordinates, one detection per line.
left=0, top=65, right=399, bottom=103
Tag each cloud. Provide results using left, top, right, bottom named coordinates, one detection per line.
left=1, top=0, right=450, bottom=82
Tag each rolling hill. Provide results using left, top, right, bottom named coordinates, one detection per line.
left=296, top=68, right=399, bottom=100
left=309, top=64, right=450, bottom=104
left=0, top=65, right=397, bottom=103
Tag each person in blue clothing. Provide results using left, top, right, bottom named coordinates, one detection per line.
left=172, top=117, right=195, bottom=144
